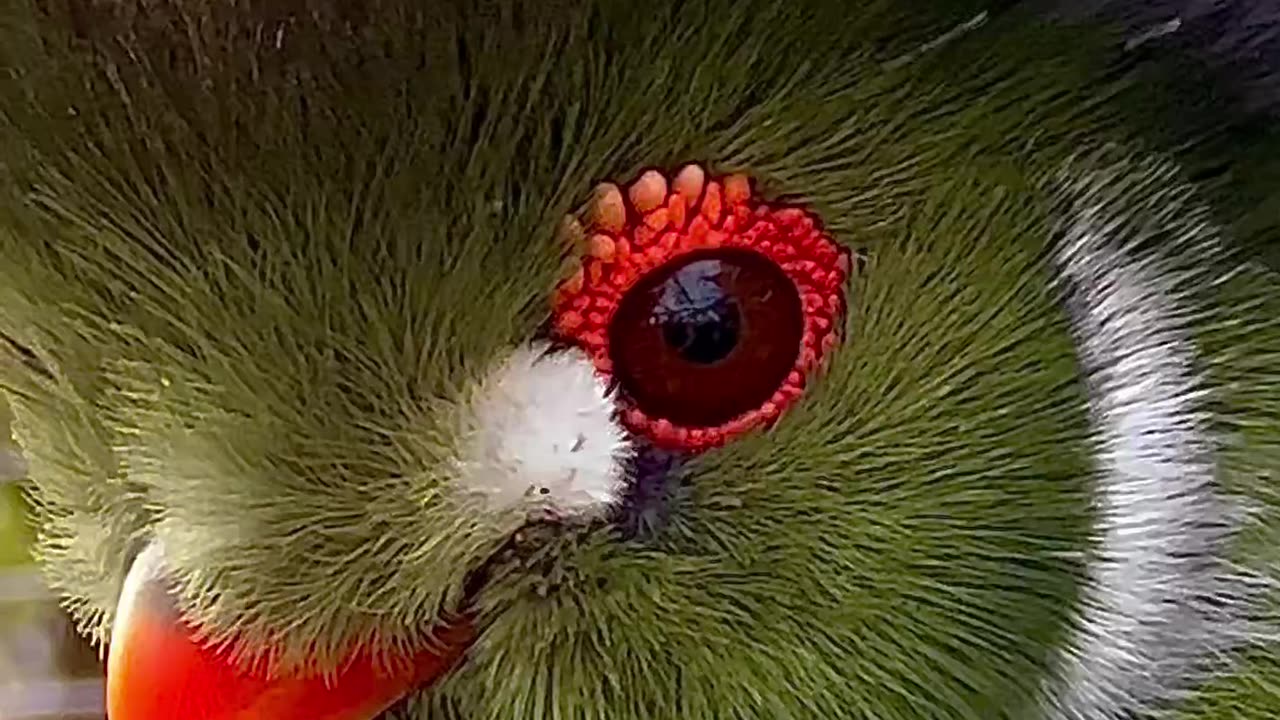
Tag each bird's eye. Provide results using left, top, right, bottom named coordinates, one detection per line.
left=609, top=249, right=802, bottom=428
left=552, top=165, right=850, bottom=451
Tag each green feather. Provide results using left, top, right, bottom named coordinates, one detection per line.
left=0, top=1, right=1277, bottom=718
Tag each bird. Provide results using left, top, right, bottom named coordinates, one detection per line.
left=0, top=1, right=1278, bottom=719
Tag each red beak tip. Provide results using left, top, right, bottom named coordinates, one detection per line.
left=106, top=542, right=473, bottom=720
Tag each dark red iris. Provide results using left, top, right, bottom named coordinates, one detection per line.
left=552, top=166, right=849, bottom=451
left=609, top=249, right=803, bottom=429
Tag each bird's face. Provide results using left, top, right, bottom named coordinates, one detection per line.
left=1, top=2, right=1277, bottom=720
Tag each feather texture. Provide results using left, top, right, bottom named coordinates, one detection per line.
left=0, top=1, right=1277, bottom=718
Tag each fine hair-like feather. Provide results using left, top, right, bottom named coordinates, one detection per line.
left=1, top=2, right=1278, bottom=719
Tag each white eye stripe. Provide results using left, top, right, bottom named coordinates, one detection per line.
left=1040, top=161, right=1260, bottom=720
left=453, top=343, right=632, bottom=519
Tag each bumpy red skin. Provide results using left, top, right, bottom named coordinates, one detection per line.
left=553, top=169, right=850, bottom=451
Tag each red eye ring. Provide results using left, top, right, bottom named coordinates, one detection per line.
left=551, top=164, right=850, bottom=452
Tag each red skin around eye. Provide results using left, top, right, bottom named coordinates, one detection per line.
left=552, top=166, right=850, bottom=452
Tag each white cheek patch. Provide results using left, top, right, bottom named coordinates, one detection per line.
left=454, top=343, right=631, bottom=518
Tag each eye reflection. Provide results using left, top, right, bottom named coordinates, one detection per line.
left=651, top=259, right=743, bottom=366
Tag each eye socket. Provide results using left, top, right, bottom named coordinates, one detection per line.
left=609, top=249, right=803, bottom=429
left=552, top=165, right=850, bottom=451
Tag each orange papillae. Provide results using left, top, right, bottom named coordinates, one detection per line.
left=553, top=165, right=850, bottom=451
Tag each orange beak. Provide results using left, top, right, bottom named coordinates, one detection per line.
left=106, top=542, right=474, bottom=720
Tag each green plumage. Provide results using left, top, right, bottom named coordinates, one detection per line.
left=0, top=1, right=1278, bottom=718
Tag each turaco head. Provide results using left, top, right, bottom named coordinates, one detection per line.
left=1, top=2, right=1279, bottom=719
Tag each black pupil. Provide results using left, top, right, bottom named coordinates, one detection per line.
left=609, top=247, right=804, bottom=429
left=654, top=260, right=742, bottom=365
